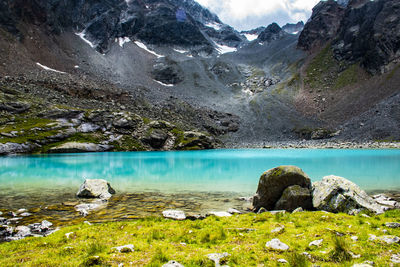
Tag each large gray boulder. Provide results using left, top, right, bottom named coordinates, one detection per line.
left=253, top=166, right=311, bottom=211
left=274, top=185, right=313, bottom=211
left=77, top=179, right=116, bottom=200
left=312, top=175, right=385, bottom=214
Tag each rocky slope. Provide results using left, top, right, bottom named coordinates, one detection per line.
left=0, top=0, right=399, bottom=154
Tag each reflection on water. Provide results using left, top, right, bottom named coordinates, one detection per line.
left=0, top=149, right=399, bottom=224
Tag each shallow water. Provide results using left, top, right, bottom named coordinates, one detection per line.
left=0, top=149, right=399, bottom=224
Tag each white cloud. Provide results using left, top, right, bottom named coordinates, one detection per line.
left=196, top=0, right=320, bottom=30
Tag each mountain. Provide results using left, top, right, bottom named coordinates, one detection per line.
left=0, top=0, right=399, bottom=154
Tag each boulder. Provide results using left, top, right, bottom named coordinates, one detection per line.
left=312, top=175, right=385, bottom=214
left=77, top=179, right=115, bottom=200
left=142, top=129, right=169, bottom=149
left=274, top=185, right=313, bottom=212
left=253, top=166, right=311, bottom=211
left=48, top=142, right=113, bottom=153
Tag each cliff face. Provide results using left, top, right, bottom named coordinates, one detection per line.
left=333, top=0, right=400, bottom=74
left=299, top=0, right=400, bottom=74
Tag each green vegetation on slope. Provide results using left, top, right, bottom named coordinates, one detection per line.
left=1, top=210, right=399, bottom=266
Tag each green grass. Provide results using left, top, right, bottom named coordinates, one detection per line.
left=334, top=64, right=360, bottom=89
left=1, top=210, right=399, bottom=266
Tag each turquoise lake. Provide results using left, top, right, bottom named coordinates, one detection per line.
left=0, top=149, right=399, bottom=222
left=1, top=149, right=399, bottom=194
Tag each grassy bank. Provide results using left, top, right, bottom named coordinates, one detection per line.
left=1, top=210, right=399, bottom=266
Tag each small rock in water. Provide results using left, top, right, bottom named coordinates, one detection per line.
left=209, top=211, right=232, bottom=217
left=162, top=260, right=184, bottom=267
left=112, top=244, right=134, bottom=253
left=385, top=222, right=400, bottom=228
left=76, top=179, right=115, bottom=200
left=207, top=252, right=230, bottom=266
left=16, top=209, right=27, bottom=214
left=162, top=210, right=186, bottom=220
left=20, top=212, right=32, bottom=217
left=227, top=208, right=241, bottom=214
left=266, top=238, right=289, bottom=250
left=292, top=207, right=303, bottom=213
left=309, top=239, right=323, bottom=247
left=277, top=259, right=288, bottom=263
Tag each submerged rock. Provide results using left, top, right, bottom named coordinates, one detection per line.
left=312, top=175, right=385, bottom=214
left=253, top=166, right=311, bottom=211
left=76, top=179, right=116, bottom=200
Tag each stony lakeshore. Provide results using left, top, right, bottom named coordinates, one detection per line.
left=0, top=166, right=399, bottom=266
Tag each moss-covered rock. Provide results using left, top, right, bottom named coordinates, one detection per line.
left=274, top=185, right=313, bottom=212
left=253, top=166, right=311, bottom=211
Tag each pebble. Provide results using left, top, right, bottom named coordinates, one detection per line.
left=266, top=238, right=289, bottom=250
left=162, top=260, right=184, bottom=267
left=112, top=244, right=134, bottom=253
left=351, top=236, right=359, bottom=241
left=271, top=226, right=285, bottom=234
left=20, top=212, right=32, bottom=217
left=385, top=222, right=400, bottom=228
left=309, top=239, right=323, bottom=247
left=208, top=211, right=232, bottom=217
left=277, top=259, right=288, bottom=263
left=207, top=252, right=230, bottom=267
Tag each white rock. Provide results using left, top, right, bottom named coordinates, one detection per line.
left=351, top=236, right=359, bottom=241
left=162, top=210, right=186, bottom=220
left=377, top=235, right=400, bottom=244
left=227, top=208, right=241, bottom=214
left=385, top=222, right=400, bottom=228
left=112, top=244, right=134, bottom=253
left=266, top=238, right=289, bottom=250
left=277, top=259, right=288, bottom=263
left=207, top=252, right=230, bottom=267
left=391, top=254, right=400, bottom=263
left=271, top=226, right=285, bottom=233
left=77, top=179, right=115, bottom=200
left=269, top=210, right=286, bottom=215
left=162, top=260, right=184, bottom=267
left=78, top=123, right=100, bottom=133
left=368, top=234, right=376, bottom=241
left=292, top=207, right=304, bottom=213
left=309, top=239, right=323, bottom=247
left=65, top=232, right=74, bottom=239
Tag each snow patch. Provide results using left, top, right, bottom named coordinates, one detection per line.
left=154, top=80, right=174, bottom=87
left=174, top=48, right=188, bottom=54
left=75, top=32, right=95, bottom=48
left=118, top=37, right=131, bottom=48
left=244, top=34, right=258, bottom=41
left=134, top=41, right=164, bottom=58
left=214, top=42, right=237, bottom=54
left=205, top=22, right=222, bottom=31
left=36, top=63, right=67, bottom=74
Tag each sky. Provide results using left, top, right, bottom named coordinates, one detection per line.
left=196, top=0, right=320, bottom=31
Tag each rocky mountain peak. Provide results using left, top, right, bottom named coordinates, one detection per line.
left=257, top=23, right=286, bottom=43
left=282, top=21, right=304, bottom=34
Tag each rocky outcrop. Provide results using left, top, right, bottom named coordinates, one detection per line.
left=252, top=166, right=312, bottom=211
left=0, top=142, right=36, bottom=155
left=282, top=21, right=304, bottom=34
left=312, top=175, right=385, bottom=214
left=76, top=179, right=116, bottom=200
left=298, top=0, right=345, bottom=50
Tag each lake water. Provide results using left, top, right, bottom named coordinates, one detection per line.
left=0, top=149, right=399, bottom=223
